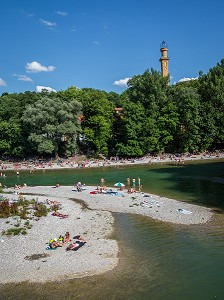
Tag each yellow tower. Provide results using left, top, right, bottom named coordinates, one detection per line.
left=159, top=41, right=169, bottom=77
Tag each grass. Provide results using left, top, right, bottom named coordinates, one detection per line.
left=0, top=196, right=52, bottom=236
left=0, top=197, right=50, bottom=219
left=2, top=227, right=27, bottom=236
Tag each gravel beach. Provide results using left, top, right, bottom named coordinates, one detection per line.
left=0, top=185, right=212, bottom=284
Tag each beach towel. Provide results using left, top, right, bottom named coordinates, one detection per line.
left=46, top=246, right=57, bottom=250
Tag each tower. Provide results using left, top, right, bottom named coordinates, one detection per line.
left=159, top=40, right=169, bottom=77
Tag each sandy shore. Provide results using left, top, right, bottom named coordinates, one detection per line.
left=1, top=152, right=223, bottom=173
left=0, top=185, right=212, bottom=284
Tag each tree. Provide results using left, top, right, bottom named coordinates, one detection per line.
left=121, top=68, right=174, bottom=154
left=0, top=92, right=41, bottom=157
left=198, top=59, right=224, bottom=150
left=0, top=92, right=41, bottom=123
left=156, top=99, right=179, bottom=153
left=0, top=121, right=23, bottom=157
left=114, top=101, right=145, bottom=157
left=22, top=96, right=82, bottom=157
left=79, top=89, right=114, bottom=156
left=172, top=86, right=202, bottom=152
left=127, top=68, right=169, bottom=112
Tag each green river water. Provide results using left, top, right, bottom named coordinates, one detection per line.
left=1, top=159, right=224, bottom=299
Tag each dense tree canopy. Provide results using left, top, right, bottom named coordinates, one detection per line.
left=198, top=59, right=224, bottom=149
left=0, top=58, right=224, bottom=159
left=21, top=96, right=82, bottom=157
left=79, top=89, right=114, bottom=156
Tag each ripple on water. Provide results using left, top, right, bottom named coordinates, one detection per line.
left=0, top=213, right=224, bottom=300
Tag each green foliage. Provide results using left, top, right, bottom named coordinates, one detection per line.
left=0, top=197, right=49, bottom=236
left=79, top=89, right=114, bottom=155
left=172, top=86, right=202, bottom=152
left=33, top=202, right=48, bottom=217
left=156, top=101, right=179, bottom=152
left=2, top=227, right=27, bottom=236
left=0, top=197, right=49, bottom=219
left=198, top=59, right=224, bottom=149
left=114, top=101, right=145, bottom=157
left=0, top=200, right=11, bottom=217
left=22, top=96, right=82, bottom=157
left=0, top=58, right=224, bottom=158
left=114, top=68, right=176, bottom=156
left=24, top=220, right=32, bottom=229
left=0, top=121, right=23, bottom=157
left=127, top=68, right=168, bottom=113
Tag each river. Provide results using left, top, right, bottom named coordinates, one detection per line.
left=1, top=159, right=224, bottom=299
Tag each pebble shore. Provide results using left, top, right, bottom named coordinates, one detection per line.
left=0, top=185, right=212, bottom=284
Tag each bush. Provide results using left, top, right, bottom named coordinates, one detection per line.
left=2, top=227, right=27, bottom=236
left=0, top=200, right=11, bottom=218
left=33, top=202, right=48, bottom=217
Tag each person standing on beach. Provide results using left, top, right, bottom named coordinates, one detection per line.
left=127, top=177, right=130, bottom=186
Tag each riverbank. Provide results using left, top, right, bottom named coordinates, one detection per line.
left=0, top=185, right=212, bottom=284
left=1, top=151, right=224, bottom=173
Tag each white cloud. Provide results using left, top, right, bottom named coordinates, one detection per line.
left=0, top=78, right=6, bottom=86
left=36, top=85, right=56, bottom=93
left=113, top=77, right=131, bottom=87
left=13, top=74, right=33, bottom=82
left=93, top=40, right=100, bottom=45
left=26, top=61, right=56, bottom=73
left=57, top=11, right=68, bottom=16
left=178, top=77, right=198, bottom=83
left=40, top=19, right=56, bottom=27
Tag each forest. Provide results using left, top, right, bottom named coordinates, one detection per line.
left=0, top=59, right=224, bottom=159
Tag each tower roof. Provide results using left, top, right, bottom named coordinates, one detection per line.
left=160, top=40, right=168, bottom=49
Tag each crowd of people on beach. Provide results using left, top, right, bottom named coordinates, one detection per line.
left=0, top=150, right=222, bottom=173
left=47, top=231, right=87, bottom=251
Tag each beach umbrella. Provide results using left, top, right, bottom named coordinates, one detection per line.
left=114, top=182, right=125, bottom=187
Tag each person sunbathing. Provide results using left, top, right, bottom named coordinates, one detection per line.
left=66, top=240, right=86, bottom=251
left=47, top=199, right=61, bottom=205
left=52, top=211, right=68, bottom=218
left=73, top=235, right=87, bottom=243
left=63, top=231, right=71, bottom=243
left=66, top=235, right=87, bottom=251
left=49, top=240, right=63, bottom=249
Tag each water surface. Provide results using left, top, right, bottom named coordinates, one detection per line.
left=1, top=159, right=224, bottom=299
left=2, top=158, right=224, bottom=208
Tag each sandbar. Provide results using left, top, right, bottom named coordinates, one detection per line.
left=0, top=185, right=212, bottom=284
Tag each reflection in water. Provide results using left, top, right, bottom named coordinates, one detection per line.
left=1, top=213, right=224, bottom=300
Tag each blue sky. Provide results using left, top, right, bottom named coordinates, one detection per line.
left=1, top=0, right=224, bottom=94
